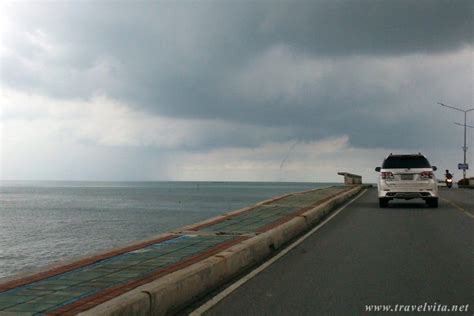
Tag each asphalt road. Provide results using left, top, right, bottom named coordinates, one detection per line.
left=204, top=188, right=473, bottom=315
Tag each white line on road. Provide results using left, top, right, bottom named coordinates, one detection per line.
left=440, top=197, right=474, bottom=219
left=189, top=188, right=368, bottom=316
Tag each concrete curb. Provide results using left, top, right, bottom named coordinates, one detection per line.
left=80, top=185, right=364, bottom=316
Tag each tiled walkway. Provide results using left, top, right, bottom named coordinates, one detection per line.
left=0, top=186, right=350, bottom=315
left=195, top=186, right=348, bottom=233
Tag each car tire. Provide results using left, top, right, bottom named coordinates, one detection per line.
left=427, top=198, right=438, bottom=208
left=379, top=198, right=389, bottom=208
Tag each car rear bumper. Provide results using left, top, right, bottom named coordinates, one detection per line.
left=379, top=191, right=437, bottom=199
left=377, top=181, right=438, bottom=199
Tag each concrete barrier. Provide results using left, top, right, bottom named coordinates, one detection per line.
left=80, top=185, right=364, bottom=316
left=337, top=172, right=362, bottom=185
left=458, top=177, right=474, bottom=189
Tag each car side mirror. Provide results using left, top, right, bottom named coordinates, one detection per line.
left=432, top=166, right=437, bottom=171
left=375, top=167, right=381, bottom=172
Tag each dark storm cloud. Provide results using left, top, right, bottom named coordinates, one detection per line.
left=261, top=0, right=473, bottom=56
left=2, top=0, right=473, bottom=150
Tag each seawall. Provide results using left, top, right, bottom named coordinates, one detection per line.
left=0, top=185, right=367, bottom=315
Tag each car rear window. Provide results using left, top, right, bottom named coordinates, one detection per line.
left=382, top=155, right=431, bottom=169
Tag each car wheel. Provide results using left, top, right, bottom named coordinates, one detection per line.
left=427, top=198, right=438, bottom=208
left=379, top=198, right=389, bottom=208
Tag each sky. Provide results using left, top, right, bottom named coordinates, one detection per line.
left=1, top=0, right=473, bottom=182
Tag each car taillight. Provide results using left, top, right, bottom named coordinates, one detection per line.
left=420, top=171, right=434, bottom=179
left=381, top=172, right=394, bottom=179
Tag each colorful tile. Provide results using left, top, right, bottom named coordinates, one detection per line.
left=0, top=186, right=348, bottom=315
left=4, top=302, right=55, bottom=312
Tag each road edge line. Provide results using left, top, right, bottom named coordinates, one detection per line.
left=189, top=188, right=368, bottom=316
left=440, top=197, right=474, bottom=219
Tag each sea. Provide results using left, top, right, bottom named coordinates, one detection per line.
left=0, top=181, right=337, bottom=279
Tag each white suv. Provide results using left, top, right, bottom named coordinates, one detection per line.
left=375, top=154, right=438, bottom=208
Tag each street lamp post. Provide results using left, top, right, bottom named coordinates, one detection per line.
left=438, top=102, right=474, bottom=179
left=455, top=122, right=474, bottom=178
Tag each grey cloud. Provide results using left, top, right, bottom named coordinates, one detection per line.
left=260, top=0, right=473, bottom=56
left=1, top=1, right=472, bottom=151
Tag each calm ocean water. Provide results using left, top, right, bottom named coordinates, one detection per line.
left=0, top=181, right=337, bottom=279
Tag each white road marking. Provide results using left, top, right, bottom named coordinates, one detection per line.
left=441, top=197, right=474, bottom=219
left=189, top=189, right=368, bottom=316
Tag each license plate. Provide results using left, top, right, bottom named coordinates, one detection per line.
left=401, top=174, right=413, bottom=180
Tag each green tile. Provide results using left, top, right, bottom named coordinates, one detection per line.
left=83, top=266, right=115, bottom=274
left=68, top=285, right=97, bottom=292
left=57, top=289, right=95, bottom=297
left=83, top=267, right=119, bottom=274
left=225, top=225, right=243, bottom=230
left=185, top=248, right=210, bottom=253
left=29, top=294, right=76, bottom=304
left=159, top=254, right=187, bottom=259
left=96, top=262, right=132, bottom=269
left=138, top=261, right=167, bottom=267
left=0, top=301, right=20, bottom=310
left=79, top=280, right=117, bottom=288
left=162, top=245, right=187, bottom=250
left=39, top=279, right=78, bottom=286
left=198, top=239, right=224, bottom=243
left=59, top=271, right=106, bottom=281
left=9, top=289, right=54, bottom=297
left=106, top=270, right=144, bottom=278
left=240, top=219, right=257, bottom=223
left=174, top=250, right=199, bottom=255
left=0, top=311, right=35, bottom=316
left=89, top=277, right=122, bottom=284
left=128, top=253, right=160, bottom=259
left=125, top=265, right=154, bottom=272
left=4, top=302, right=55, bottom=312
left=95, top=275, right=131, bottom=282
left=27, top=284, right=69, bottom=291
left=115, top=258, right=144, bottom=264
left=147, top=254, right=180, bottom=260
left=0, top=295, right=36, bottom=304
